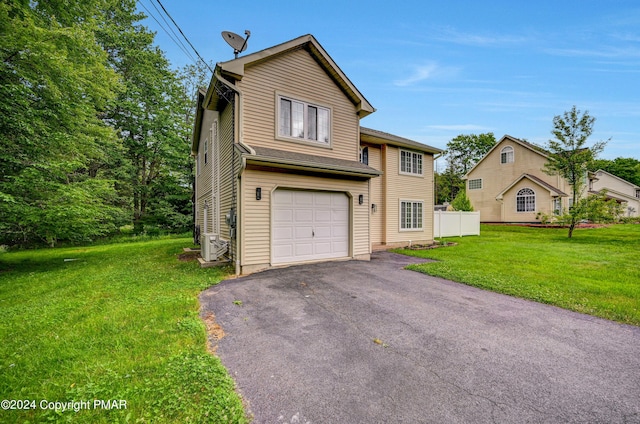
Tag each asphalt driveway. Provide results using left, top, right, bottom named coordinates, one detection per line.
left=199, top=251, right=640, bottom=423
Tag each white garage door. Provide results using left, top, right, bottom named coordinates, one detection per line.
left=272, top=190, right=349, bottom=264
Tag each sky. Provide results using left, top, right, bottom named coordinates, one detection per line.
left=139, top=0, right=640, bottom=166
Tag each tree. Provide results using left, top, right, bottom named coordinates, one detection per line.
left=98, top=0, right=198, bottom=233
left=451, top=189, right=474, bottom=211
left=590, top=157, right=640, bottom=187
left=446, top=133, right=496, bottom=176
left=0, top=1, right=125, bottom=246
left=543, top=106, right=607, bottom=238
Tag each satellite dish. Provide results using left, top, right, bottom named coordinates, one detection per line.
left=221, top=30, right=251, bottom=59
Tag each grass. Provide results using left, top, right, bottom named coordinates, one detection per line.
left=396, top=224, right=640, bottom=326
left=0, top=237, right=247, bottom=423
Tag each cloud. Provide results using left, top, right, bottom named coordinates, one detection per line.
left=433, top=26, right=530, bottom=46
left=393, top=62, right=460, bottom=87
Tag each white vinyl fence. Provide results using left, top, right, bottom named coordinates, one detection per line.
left=434, top=211, right=480, bottom=237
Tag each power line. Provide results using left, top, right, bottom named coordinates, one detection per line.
left=147, top=0, right=197, bottom=64
left=139, top=0, right=197, bottom=64
left=152, top=0, right=215, bottom=73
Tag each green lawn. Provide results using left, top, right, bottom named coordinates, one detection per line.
left=397, top=224, right=640, bottom=326
left=0, top=237, right=247, bottom=423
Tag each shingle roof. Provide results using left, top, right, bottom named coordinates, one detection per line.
left=360, top=127, right=443, bottom=154
left=246, top=146, right=381, bottom=178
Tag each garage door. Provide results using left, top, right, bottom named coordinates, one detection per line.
left=272, top=190, right=349, bottom=264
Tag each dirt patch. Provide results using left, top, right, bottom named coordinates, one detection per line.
left=202, top=312, right=225, bottom=353
left=178, top=250, right=200, bottom=262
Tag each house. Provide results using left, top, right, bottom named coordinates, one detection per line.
left=465, top=134, right=638, bottom=222
left=191, top=34, right=442, bottom=274
left=464, top=135, right=570, bottom=222
left=590, top=170, right=640, bottom=217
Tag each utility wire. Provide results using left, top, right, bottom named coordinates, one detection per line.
left=147, top=0, right=197, bottom=65
left=152, top=0, right=215, bottom=73
left=139, top=0, right=197, bottom=64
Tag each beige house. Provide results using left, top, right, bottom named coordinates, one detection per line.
left=590, top=170, right=640, bottom=217
left=465, top=135, right=572, bottom=222
left=191, top=34, right=442, bottom=274
left=465, top=135, right=639, bottom=222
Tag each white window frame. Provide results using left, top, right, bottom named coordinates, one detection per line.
left=399, top=200, right=424, bottom=231
left=399, top=150, right=423, bottom=176
left=501, top=146, right=514, bottom=164
left=276, top=93, right=331, bottom=146
left=468, top=178, right=482, bottom=190
left=516, top=187, right=536, bottom=212
left=553, top=197, right=562, bottom=215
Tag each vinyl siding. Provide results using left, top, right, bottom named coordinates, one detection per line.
left=240, top=169, right=370, bottom=267
left=383, top=146, right=434, bottom=243
left=238, top=48, right=360, bottom=162
left=367, top=145, right=384, bottom=244
left=217, top=101, right=240, bottom=259
left=195, top=109, right=218, bottom=233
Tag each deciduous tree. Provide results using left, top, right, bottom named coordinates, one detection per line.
left=543, top=106, right=607, bottom=238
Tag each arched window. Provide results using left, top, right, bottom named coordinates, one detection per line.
left=501, top=146, right=514, bottom=164
left=516, top=188, right=535, bottom=212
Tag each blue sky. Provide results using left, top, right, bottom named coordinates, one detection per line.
left=139, top=0, right=640, bottom=164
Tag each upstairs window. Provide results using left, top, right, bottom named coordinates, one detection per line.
left=204, top=137, right=208, bottom=165
left=400, top=150, right=423, bottom=176
left=468, top=179, right=482, bottom=190
left=516, top=187, right=536, bottom=212
left=501, top=146, right=514, bottom=164
left=360, top=147, right=369, bottom=165
left=278, top=95, right=330, bottom=144
left=636, top=189, right=639, bottom=199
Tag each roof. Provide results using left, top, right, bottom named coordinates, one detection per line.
left=594, top=169, right=640, bottom=189
left=464, top=134, right=548, bottom=178
left=244, top=146, right=382, bottom=179
left=360, top=127, right=443, bottom=154
left=495, top=173, right=568, bottom=200
left=212, top=34, right=375, bottom=118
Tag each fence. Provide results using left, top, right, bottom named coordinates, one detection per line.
left=434, top=211, right=480, bottom=237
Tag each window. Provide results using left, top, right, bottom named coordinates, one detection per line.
left=553, top=198, right=562, bottom=215
left=501, top=146, right=514, bottom=164
left=278, top=96, right=330, bottom=144
left=468, top=179, right=482, bottom=190
left=400, top=200, right=423, bottom=230
left=204, top=137, right=208, bottom=165
left=516, top=188, right=535, bottom=212
left=400, top=150, right=423, bottom=176
left=636, top=189, right=640, bottom=199
left=360, top=147, right=369, bottom=165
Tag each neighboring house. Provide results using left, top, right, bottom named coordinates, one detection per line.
left=465, top=135, right=571, bottom=222
left=465, top=134, right=638, bottom=222
left=590, top=170, right=640, bottom=217
left=191, top=34, right=442, bottom=274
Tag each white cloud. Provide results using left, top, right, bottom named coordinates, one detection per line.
left=433, top=26, right=531, bottom=46
left=393, top=62, right=460, bottom=87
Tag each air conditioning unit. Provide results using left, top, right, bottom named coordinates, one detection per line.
left=200, top=233, right=228, bottom=262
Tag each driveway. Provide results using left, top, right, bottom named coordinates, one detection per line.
left=199, top=252, right=640, bottom=423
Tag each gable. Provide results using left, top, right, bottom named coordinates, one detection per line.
left=217, top=34, right=374, bottom=118
left=465, top=135, right=547, bottom=178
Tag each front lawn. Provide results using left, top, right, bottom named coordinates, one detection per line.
left=0, top=237, right=247, bottom=423
left=397, top=224, right=640, bottom=326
